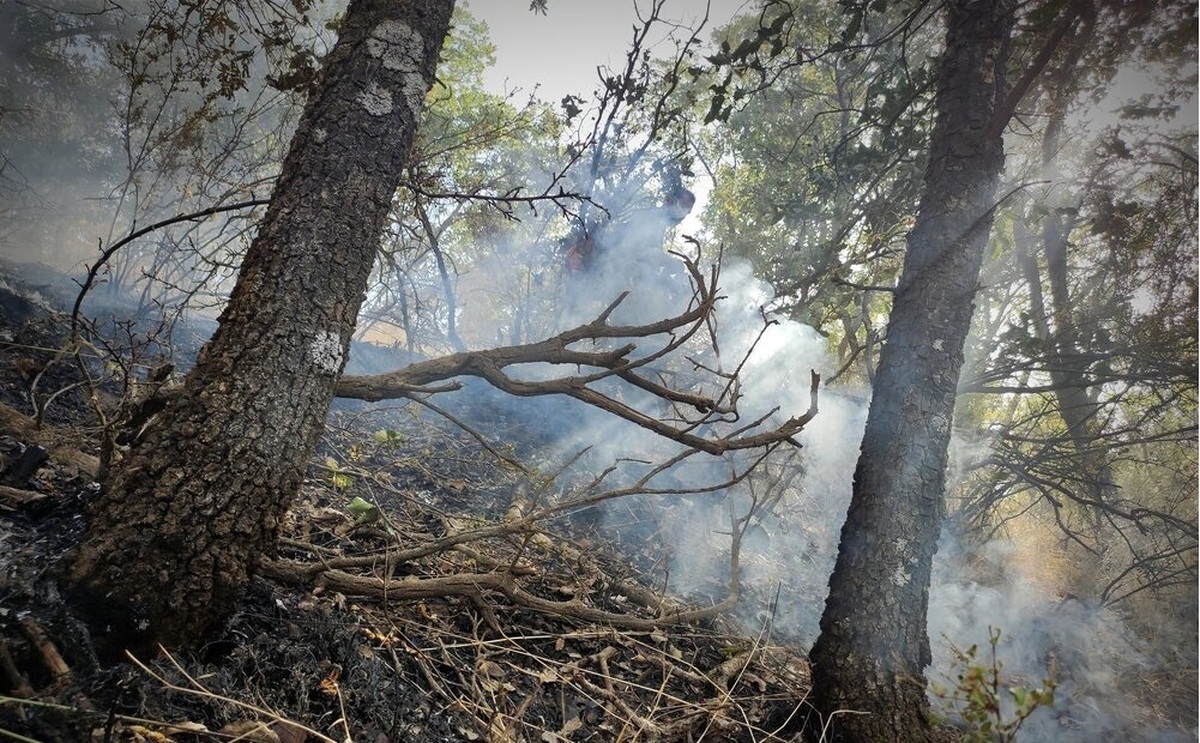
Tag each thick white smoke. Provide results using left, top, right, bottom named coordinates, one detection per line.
left=434, top=187, right=1191, bottom=741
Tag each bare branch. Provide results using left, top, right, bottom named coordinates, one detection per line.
left=70, top=198, right=270, bottom=332
left=336, top=253, right=821, bottom=455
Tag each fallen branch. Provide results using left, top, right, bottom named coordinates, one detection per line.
left=260, top=559, right=736, bottom=631
left=336, top=253, right=822, bottom=456
left=0, top=402, right=99, bottom=478
left=0, top=485, right=47, bottom=509
left=18, top=621, right=71, bottom=685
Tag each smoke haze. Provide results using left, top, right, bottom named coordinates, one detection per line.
left=435, top=202, right=1193, bottom=741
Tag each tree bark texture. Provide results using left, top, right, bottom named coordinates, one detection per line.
left=65, top=0, right=456, bottom=656
left=808, top=1, right=1014, bottom=740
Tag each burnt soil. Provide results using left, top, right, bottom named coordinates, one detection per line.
left=0, top=278, right=815, bottom=742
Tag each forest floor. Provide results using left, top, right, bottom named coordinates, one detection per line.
left=0, top=273, right=815, bottom=742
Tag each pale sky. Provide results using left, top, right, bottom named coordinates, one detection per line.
left=465, top=0, right=752, bottom=103
left=464, top=0, right=752, bottom=231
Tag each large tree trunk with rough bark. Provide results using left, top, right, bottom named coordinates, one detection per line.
left=807, top=1, right=1014, bottom=740
left=64, top=0, right=456, bottom=657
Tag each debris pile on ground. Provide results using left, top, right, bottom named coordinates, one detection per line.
left=0, top=275, right=816, bottom=742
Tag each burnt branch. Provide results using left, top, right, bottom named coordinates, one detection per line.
left=337, top=253, right=821, bottom=456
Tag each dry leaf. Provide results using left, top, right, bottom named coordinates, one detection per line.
left=124, top=726, right=174, bottom=743
left=317, top=667, right=341, bottom=696
left=477, top=659, right=506, bottom=678
left=418, top=601, right=439, bottom=620
left=272, top=720, right=310, bottom=743
left=557, top=717, right=583, bottom=736
left=218, top=720, right=281, bottom=743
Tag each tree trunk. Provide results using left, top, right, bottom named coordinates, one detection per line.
left=1019, top=2, right=1119, bottom=522
left=808, top=1, right=1014, bottom=740
left=64, top=0, right=456, bottom=657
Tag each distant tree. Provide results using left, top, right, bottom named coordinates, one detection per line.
left=0, top=2, right=125, bottom=252
left=953, top=0, right=1198, bottom=597
left=946, top=5, right=1198, bottom=712
left=704, top=0, right=1196, bottom=733
left=807, top=0, right=1018, bottom=738
left=359, top=8, right=565, bottom=354
left=0, top=1, right=319, bottom=267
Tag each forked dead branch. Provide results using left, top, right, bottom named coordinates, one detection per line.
left=336, top=250, right=821, bottom=457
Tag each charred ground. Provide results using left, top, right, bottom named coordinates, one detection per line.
left=0, top=265, right=815, bottom=742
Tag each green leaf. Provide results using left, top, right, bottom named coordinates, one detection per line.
left=373, top=428, right=405, bottom=449
left=347, top=496, right=380, bottom=523
left=1010, top=687, right=1028, bottom=708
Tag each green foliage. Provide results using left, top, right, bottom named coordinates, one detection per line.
left=703, top=9, right=791, bottom=124
left=931, top=628, right=1056, bottom=742
left=346, top=495, right=381, bottom=525
left=324, top=457, right=354, bottom=491
left=691, top=0, right=936, bottom=381
left=355, top=4, right=567, bottom=352
left=373, top=428, right=406, bottom=450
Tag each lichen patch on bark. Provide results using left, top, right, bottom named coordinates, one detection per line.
left=356, top=82, right=393, bottom=116
left=310, top=330, right=344, bottom=375
left=366, top=19, right=420, bottom=70
left=364, top=19, right=427, bottom=118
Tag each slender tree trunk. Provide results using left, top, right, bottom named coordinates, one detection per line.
left=1028, top=3, right=1119, bottom=519
left=808, top=1, right=1014, bottom=740
left=65, top=0, right=456, bottom=657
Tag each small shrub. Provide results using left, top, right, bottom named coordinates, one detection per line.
left=931, top=626, right=1056, bottom=742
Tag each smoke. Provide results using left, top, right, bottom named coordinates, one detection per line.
left=5, top=148, right=1186, bottom=738
left=447, top=202, right=868, bottom=643
left=432, top=199, right=1194, bottom=740
left=929, top=530, right=1197, bottom=741
left=4, top=3, right=1188, bottom=737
